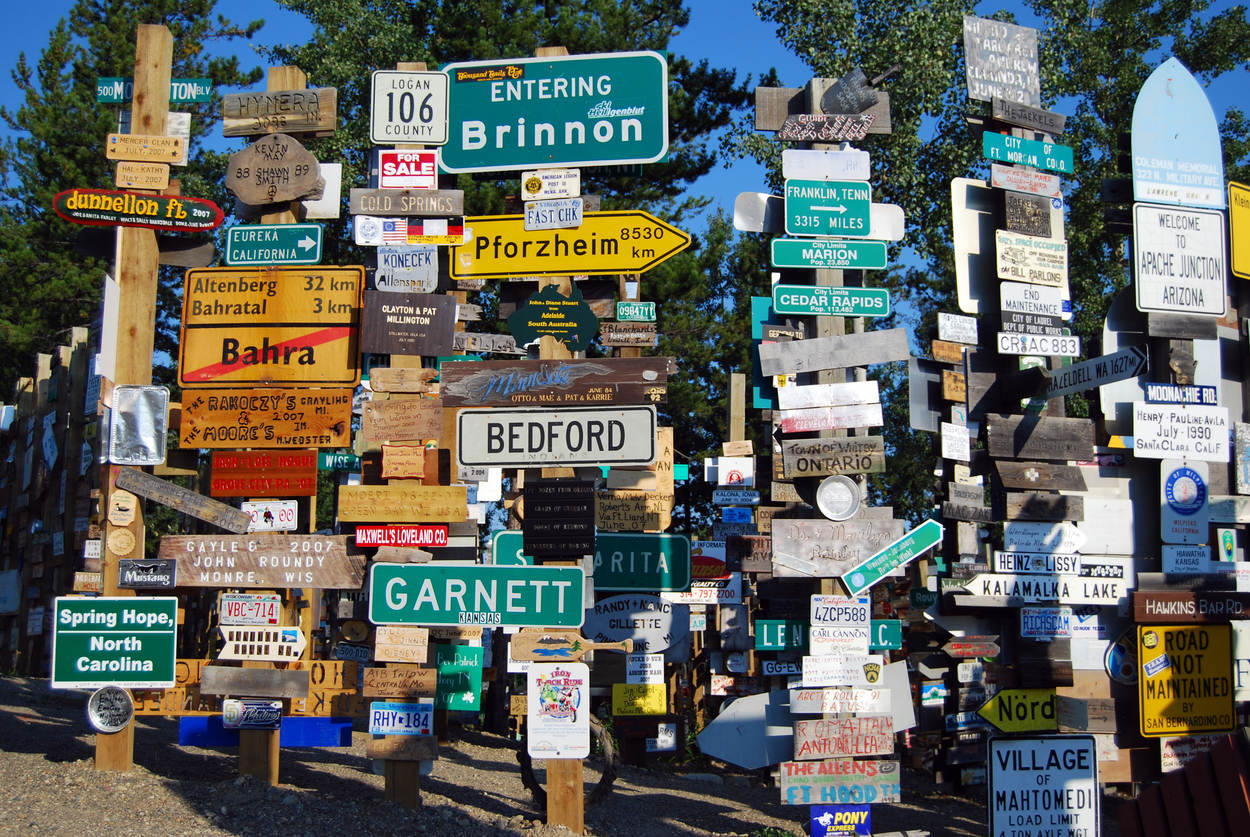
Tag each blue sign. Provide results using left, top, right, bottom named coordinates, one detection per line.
left=1131, top=57, right=1226, bottom=209
left=811, top=804, right=871, bottom=836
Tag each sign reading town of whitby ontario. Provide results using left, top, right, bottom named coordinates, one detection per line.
left=439, top=51, right=669, bottom=172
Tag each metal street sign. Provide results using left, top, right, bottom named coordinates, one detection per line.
left=224, top=224, right=323, bottom=266
left=591, top=533, right=691, bottom=591
left=957, top=572, right=1131, bottom=607
left=977, top=688, right=1055, bottom=732
left=1138, top=624, right=1234, bottom=736
left=51, top=597, right=178, bottom=689
left=988, top=737, right=1099, bottom=837
left=1133, top=402, right=1229, bottom=462
left=982, top=132, right=1073, bottom=174
left=771, top=238, right=887, bottom=270
left=368, top=563, right=584, bottom=627
left=369, top=70, right=449, bottom=145
left=218, top=626, right=307, bottom=662
left=1133, top=203, right=1227, bottom=316
left=772, top=285, right=889, bottom=318
left=96, top=77, right=212, bottom=103
left=781, top=148, right=870, bottom=181
left=840, top=519, right=943, bottom=597
left=451, top=211, right=690, bottom=278
left=457, top=405, right=656, bottom=468
left=1232, top=181, right=1250, bottom=280
left=440, top=51, right=668, bottom=172
left=784, top=180, right=871, bottom=236
left=1045, top=346, right=1148, bottom=399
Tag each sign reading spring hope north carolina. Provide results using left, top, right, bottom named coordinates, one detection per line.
left=51, top=597, right=177, bottom=689
left=440, top=51, right=668, bottom=172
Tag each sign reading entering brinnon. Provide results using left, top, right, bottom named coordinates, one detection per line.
left=369, top=563, right=584, bottom=627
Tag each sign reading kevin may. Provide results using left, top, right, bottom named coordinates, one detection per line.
left=368, top=563, right=584, bottom=628
left=440, top=51, right=668, bottom=172
left=457, top=405, right=656, bottom=468
left=51, top=597, right=178, bottom=689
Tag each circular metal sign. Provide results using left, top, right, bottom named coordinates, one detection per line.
left=816, top=475, right=861, bottom=521
left=87, top=686, right=134, bottom=734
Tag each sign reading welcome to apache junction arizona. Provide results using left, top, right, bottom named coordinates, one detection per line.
left=439, top=51, right=668, bottom=173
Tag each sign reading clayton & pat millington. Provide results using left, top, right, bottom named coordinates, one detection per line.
left=157, top=534, right=363, bottom=589
left=439, top=357, right=669, bottom=407
left=54, top=189, right=223, bottom=232
left=359, top=290, right=456, bottom=356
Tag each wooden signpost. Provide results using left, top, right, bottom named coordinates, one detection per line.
left=157, top=534, right=364, bottom=588
left=363, top=664, right=438, bottom=698
left=225, top=133, right=323, bottom=205
left=221, top=87, right=337, bottom=137
left=374, top=626, right=431, bottom=664
left=180, top=388, right=352, bottom=449
left=115, top=468, right=252, bottom=533
left=439, top=357, right=668, bottom=407
left=360, top=398, right=444, bottom=444
left=349, top=188, right=463, bottom=216
left=509, top=628, right=633, bottom=661
left=336, top=485, right=467, bottom=522
left=210, top=450, right=317, bottom=497
left=985, top=414, right=1094, bottom=460
left=105, top=133, right=185, bottom=163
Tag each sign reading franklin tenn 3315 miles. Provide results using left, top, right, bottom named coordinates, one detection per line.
left=440, top=51, right=668, bottom=172
left=179, top=267, right=363, bottom=388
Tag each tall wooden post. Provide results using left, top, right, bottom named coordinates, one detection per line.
left=96, top=23, right=172, bottom=773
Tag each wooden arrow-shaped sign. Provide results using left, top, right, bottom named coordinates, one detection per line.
left=218, top=626, right=307, bottom=662
left=509, top=628, right=633, bottom=662
left=942, top=635, right=1001, bottom=658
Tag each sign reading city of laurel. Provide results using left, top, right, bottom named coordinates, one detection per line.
left=451, top=211, right=690, bottom=278
left=440, top=51, right=668, bottom=172
left=225, top=223, right=323, bottom=266
left=457, top=405, right=657, bottom=468
left=53, top=189, right=223, bottom=232
left=157, top=534, right=363, bottom=589
left=368, top=563, right=585, bottom=627
left=51, top=597, right=178, bottom=689
left=369, top=69, right=449, bottom=145
left=180, top=388, right=352, bottom=449
left=178, top=266, right=363, bottom=388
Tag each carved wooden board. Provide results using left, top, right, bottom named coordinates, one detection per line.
left=758, top=328, right=909, bottom=376
left=362, top=664, right=437, bottom=698
left=780, top=436, right=886, bottom=478
left=373, top=626, right=430, bottom=664
left=158, top=534, right=363, bottom=588
left=986, top=414, right=1094, bottom=461
left=221, top=88, right=337, bottom=137
left=439, top=358, right=669, bottom=407
left=180, top=388, right=352, bottom=449
left=995, top=461, right=1088, bottom=492
left=225, top=133, right=323, bottom=204
left=360, top=397, right=443, bottom=444
left=115, top=468, right=251, bottom=534
left=337, top=485, right=467, bottom=522
left=349, top=188, right=463, bottom=217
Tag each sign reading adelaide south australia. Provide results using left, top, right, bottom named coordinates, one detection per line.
left=1133, top=203, right=1227, bottom=315
left=440, top=51, right=668, bottom=172
left=54, top=189, right=222, bottom=232
left=369, top=563, right=584, bottom=627
left=1138, top=624, right=1233, bottom=736
left=178, top=267, right=363, bottom=388
left=988, top=736, right=1098, bottom=837
left=51, top=597, right=177, bottom=689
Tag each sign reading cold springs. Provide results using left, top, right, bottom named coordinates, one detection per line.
left=439, top=51, right=668, bottom=172
left=51, top=597, right=178, bottom=689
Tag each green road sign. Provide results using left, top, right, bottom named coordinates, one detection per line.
left=224, top=223, right=323, bottom=266
left=841, top=519, right=944, bottom=596
left=435, top=644, right=483, bottom=710
left=440, top=51, right=669, bottom=173
left=772, top=284, right=890, bottom=317
left=369, top=563, right=584, bottom=627
left=616, top=301, right=656, bottom=322
left=96, top=77, right=212, bottom=104
left=493, top=531, right=691, bottom=592
left=982, top=132, right=1073, bottom=174
left=771, top=238, right=888, bottom=270
left=755, top=619, right=807, bottom=651
left=784, top=179, right=871, bottom=236
left=870, top=619, right=903, bottom=650
left=51, top=597, right=178, bottom=689
left=318, top=452, right=361, bottom=471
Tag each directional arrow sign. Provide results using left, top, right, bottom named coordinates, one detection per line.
left=451, top=211, right=690, bottom=279
left=942, top=636, right=1001, bottom=658
left=771, top=238, right=887, bottom=270
left=840, top=519, right=943, bottom=596
left=1044, top=346, right=1148, bottom=400
left=784, top=179, right=871, bottom=236
left=218, top=625, right=308, bottom=662
left=977, top=688, right=1056, bottom=733
left=224, top=224, right=324, bottom=266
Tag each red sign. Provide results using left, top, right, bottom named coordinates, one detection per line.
left=378, top=150, right=438, bottom=189
left=354, top=525, right=449, bottom=548
left=53, top=188, right=223, bottom=232
left=210, top=450, right=317, bottom=497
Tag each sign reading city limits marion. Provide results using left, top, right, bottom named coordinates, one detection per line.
left=771, top=238, right=887, bottom=270
left=368, top=563, right=584, bottom=627
left=457, top=405, right=656, bottom=468
left=440, top=51, right=668, bottom=172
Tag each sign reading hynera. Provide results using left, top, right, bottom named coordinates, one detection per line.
left=440, top=52, right=669, bottom=172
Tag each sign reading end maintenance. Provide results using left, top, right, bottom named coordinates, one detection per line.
left=457, top=405, right=656, bottom=468
left=52, top=597, right=178, bottom=689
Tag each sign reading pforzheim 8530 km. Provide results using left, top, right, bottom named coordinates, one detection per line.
left=439, top=51, right=668, bottom=172
left=51, top=597, right=178, bottom=689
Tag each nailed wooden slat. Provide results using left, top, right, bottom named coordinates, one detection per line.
left=337, top=485, right=467, bottom=522
left=1161, top=769, right=1200, bottom=837
left=995, top=461, right=1088, bottom=491
left=1186, top=753, right=1231, bottom=837
left=1147, top=313, right=1218, bottom=340
left=942, top=370, right=967, bottom=402
left=200, top=666, right=308, bottom=698
left=986, top=414, right=1094, bottom=461
left=1004, top=492, right=1085, bottom=521
left=366, top=735, right=439, bottom=761
left=932, top=340, right=966, bottom=365
left=754, top=86, right=891, bottom=133
left=1211, top=735, right=1250, bottom=835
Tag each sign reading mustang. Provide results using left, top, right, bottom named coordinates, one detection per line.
left=457, top=405, right=656, bottom=467
left=368, top=564, right=584, bottom=627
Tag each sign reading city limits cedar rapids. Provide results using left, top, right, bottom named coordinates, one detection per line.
left=439, top=51, right=668, bottom=172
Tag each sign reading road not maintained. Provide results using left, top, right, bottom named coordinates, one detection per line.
left=457, top=405, right=656, bottom=468
left=1133, top=203, right=1227, bottom=315
left=1138, top=624, right=1233, bottom=736
left=368, top=563, right=584, bottom=627
left=51, top=597, right=178, bottom=689
left=369, top=70, right=448, bottom=145
left=771, top=238, right=887, bottom=270
left=225, top=224, right=322, bottom=266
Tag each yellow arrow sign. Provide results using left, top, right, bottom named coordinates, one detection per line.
left=451, top=210, right=690, bottom=279
left=976, top=688, right=1056, bottom=732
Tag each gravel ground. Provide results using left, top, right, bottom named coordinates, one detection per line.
left=0, top=674, right=991, bottom=837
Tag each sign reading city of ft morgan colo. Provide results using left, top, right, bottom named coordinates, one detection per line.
left=51, top=597, right=178, bottom=689
left=440, top=51, right=668, bottom=172
left=457, top=405, right=656, bottom=468
left=368, top=563, right=584, bottom=628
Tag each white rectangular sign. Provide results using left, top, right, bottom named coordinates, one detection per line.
left=524, top=197, right=583, bottom=231
left=809, top=595, right=870, bottom=655
left=801, top=654, right=884, bottom=687
left=776, top=381, right=879, bottom=411
left=789, top=687, right=889, bottom=715
left=941, top=422, right=971, bottom=462
left=241, top=500, right=299, bottom=533
left=1133, top=403, right=1229, bottom=462
left=782, top=148, right=871, bottom=181
left=996, top=331, right=1080, bottom=356
left=457, top=405, right=656, bottom=467
left=521, top=168, right=580, bottom=200
left=662, top=573, right=742, bottom=605
left=1000, top=280, right=1071, bottom=320
left=989, top=736, right=1099, bottom=837
left=990, top=163, right=1062, bottom=199
left=960, top=570, right=1131, bottom=606
left=626, top=653, right=665, bottom=685
left=527, top=663, right=590, bottom=759
left=994, top=551, right=1083, bottom=574
left=1133, top=203, right=1227, bottom=316
left=938, top=312, right=978, bottom=344
left=369, top=71, right=449, bottom=145
left=996, top=229, right=1068, bottom=287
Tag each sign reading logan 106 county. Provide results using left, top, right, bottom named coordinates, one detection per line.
left=51, top=597, right=178, bottom=689
left=439, top=51, right=668, bottom=172
left=369, top=70, right=449, bottom=145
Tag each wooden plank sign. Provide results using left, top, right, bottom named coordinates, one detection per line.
left=221, top=88, right=337, bottom=137
left=218, top=626, right=307, bottom=662
left=995, top=461, right=1087, bottom=491
left=780, top=436, right=885, bottom=478
left=943, top=636, right=1001, bottom=658
left=380, top=445, right=427, bottom=480
left=337, top=485, right=467, bottom=522
left=509, top=628, right=632, bottom=661
left=360, top=397, right=443, bottom=444
left=210, top=450, right=316, bottom=497
left=440, top=358, right=670, bottom=407
left=105, top=133, right=186, bottom=164
left=793, top=716, right=894, bottom=760
left=369, top=367, right=439, bottom=394
left=349, top=188, right=463, bottom=217
left=599, top=321, right=658, bottom=347
left=115, top=161, right=170, bottom=190
left=200, top=666, right=309, bottom=699
left=362, top=664, right=437, bottom=698
left=225, top=133, right=323, bottom=204
left=986, top=414, right=1094, bottom=461
left=772, top=519, right=905, bottom=578
left=757, top=328, right=909, bottom=376
left=1005, top=492, right=1084, bottom=521
left=365, top=735, right=438, bottom=762
left=777, top=759, right=902, bottom=806
left=180, top=388, right=352, bottom=449
left=373, top=626, right=430, bottom=664
left=115, top=468, right=251, bottom=533
left=157, top=534, right=363, bottom=588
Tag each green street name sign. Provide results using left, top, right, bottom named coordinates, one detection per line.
left=755, top=619, right=807, bottom=651
left=225, top=223, right=323, bottom=266
left=493, top=531, right=691, bottom=592
left=771, top=238, right=888, bottom=270
left=772, top=284, right=890, bottom=317
left=440, top=51, right=669, bottom=173
left=871, top=619, right=903, bottom=650
left=784, top=179, right=871, bottom=236
left=96, top=77, right=213, bottom=104
left=841, top=519, right=944, bottom=597
left=617, top=301, right=656, bottom=322
left=368, top=563, right=584, bottom=627
left=51, top=597, right=178, bottom=689
left=982, top=132, right=1074, bottom=174
left=318, top=452, right=361, bottom=471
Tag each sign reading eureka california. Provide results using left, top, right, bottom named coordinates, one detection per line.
left=440, top=51, right=668, bottom=172
left=54, top=189, right=223, bottom=232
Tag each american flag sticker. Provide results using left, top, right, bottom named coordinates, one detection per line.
left=381, top=219, right=408, bottom=243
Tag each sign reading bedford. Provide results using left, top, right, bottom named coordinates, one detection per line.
left=440, top=51, right=668, bottom=172
left=369, top=563, right=584, bottom=627
left=457, top=405, right=656, bottom=467
left=51, top=597, right=178, bottom=689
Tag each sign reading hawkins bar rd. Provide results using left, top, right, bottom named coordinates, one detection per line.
left=54, top=189, right=223, bottom=232
left=440, top=358, right=669, bottom=407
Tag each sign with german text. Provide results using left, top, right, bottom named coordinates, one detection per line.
left=180, top=388, right=352, bottom=448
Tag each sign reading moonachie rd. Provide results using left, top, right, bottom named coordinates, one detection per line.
left=225, top=224, right=323, bottom=266
left=440, top=51, right=668, bottom=172
left=51, top=597, right=178, bottom=689
left=368, top=563, right=584, bottom=627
